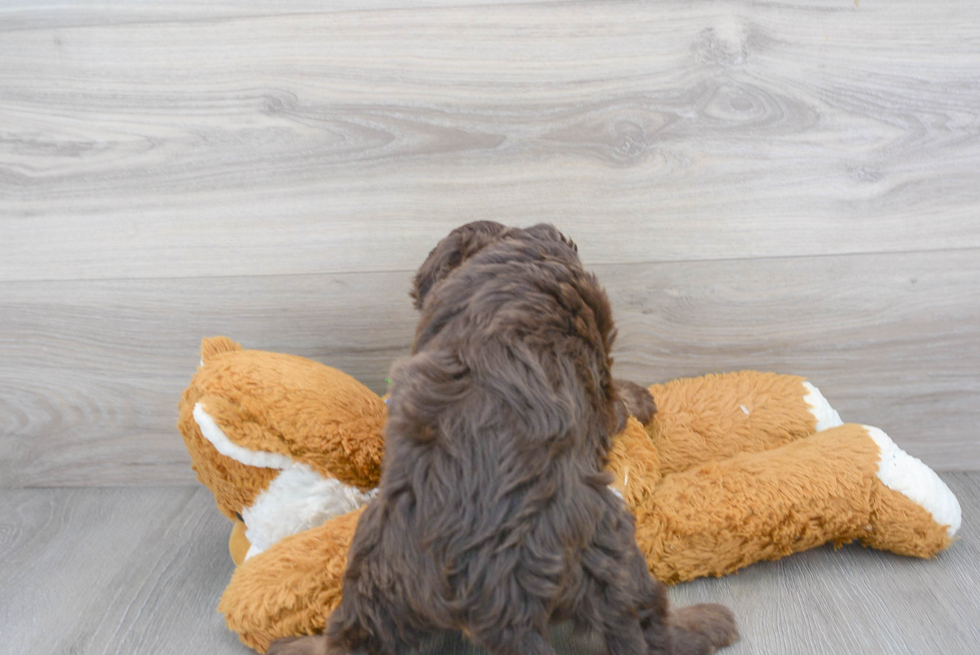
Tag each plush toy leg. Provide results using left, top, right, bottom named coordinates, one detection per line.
left=860, top=426, right=961, bottom=557
left=632, top=424, right=960, bottom=584
left=219, top=508, right=363, bottom=654
left=646, top=371, right=842, bottom=476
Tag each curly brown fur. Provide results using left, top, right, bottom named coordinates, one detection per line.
left=614, top=378, right=658, bottom=427
left=270, top=222, right=736, bottom=655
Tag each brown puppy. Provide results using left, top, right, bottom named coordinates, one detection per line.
left=270, top=222, right=737, bottom=655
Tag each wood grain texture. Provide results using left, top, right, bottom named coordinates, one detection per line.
left=2, top=248, right=977, bottom=487
left=607, top=250, right=980, bottom=470
left=2, top=1, right=979, bottom=281
left=0, top=271, right=419, bottom=487
left=0, top=486, right=242, bottom=655
left=0, top=0, right=560, bottom=33
left=667, top=473, right=980, bottom=655
left=1, top=474, right=977, bottom=654
left=1, top=0, right=978, bottom=486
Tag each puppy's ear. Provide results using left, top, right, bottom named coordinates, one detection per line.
left=412, top=221, right=507, bottom=310
left=386, top=349, right=471, bottom=435
left=523, top=223, right=578, bottom=253
left=613, top=379, right=657, bottom=427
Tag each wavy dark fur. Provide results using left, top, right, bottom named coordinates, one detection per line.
left=270, top=222, right=737, bottom=655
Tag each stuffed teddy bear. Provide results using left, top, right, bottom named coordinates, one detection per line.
left=178, top=337, right=961, bottom=653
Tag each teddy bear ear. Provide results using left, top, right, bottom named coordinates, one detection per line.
left=201, top=336, right=242, bottom=364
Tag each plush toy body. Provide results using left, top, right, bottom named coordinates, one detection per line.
left=607, top=373, right=958, bottom=583
left=178, top=338, right=961, bottom=653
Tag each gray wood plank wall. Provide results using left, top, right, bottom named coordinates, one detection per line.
left=2, top=0, right=979, bottom=486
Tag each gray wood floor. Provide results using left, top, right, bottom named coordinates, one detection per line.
left=2, top=473, right=978, bottom=655
left=2, top=0, right=979, bottom=486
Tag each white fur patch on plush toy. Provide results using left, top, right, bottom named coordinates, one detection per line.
left=193, top=403, right=292, bottom=470
left=242, top=463, right=378, bottom=559
left=193, top=401, right=379, bottom=559
left=865, top=425, right=962, bottom=537
left=803, top=382, right=844, bottom=432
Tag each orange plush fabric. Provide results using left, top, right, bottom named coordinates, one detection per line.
left=634, top=424, right=879, bottom=583
left=177, top=339, right=960, bottom=653
left=647, top=371, right=817, bottom=476
left=180, top=337, right=385, bottom=494
left=220, top=508, right=364, bottom=652
left=865, top=481, right=955, bottom=558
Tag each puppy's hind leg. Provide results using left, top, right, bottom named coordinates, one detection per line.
left=576, top=501, right=737, bottom=655
left=667, top=605, right=739, bottom=655
left=573, top=507, right=671, bottom=655
left=575, top=553, right=670, bottom=655
left=627, top=548, right=738, bottom=655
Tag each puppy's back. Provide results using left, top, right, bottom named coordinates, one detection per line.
left=377, top=228, right=620, bottom=625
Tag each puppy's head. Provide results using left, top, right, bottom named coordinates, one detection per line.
left=409, top=223, right=626, bottom=449
left=411, top=221, right=509, bottom=311
left=412, top=220, right=613, bottom=359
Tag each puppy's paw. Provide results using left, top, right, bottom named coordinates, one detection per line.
left=267, top=635, right=329, bottom=655
left=614, top=379, right=657, bottom=426
left=669, top=603, right=739, bottom=655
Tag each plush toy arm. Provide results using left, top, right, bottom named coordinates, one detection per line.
left=647, top=371, right=842, bottom=476
left=631, top=424, right=960, bottom=584
left=607, top=417, right=663, bottom=506
left=219, top=508, right=363, bottom=654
